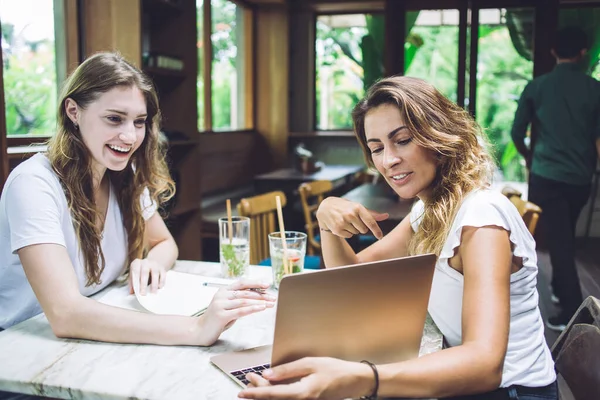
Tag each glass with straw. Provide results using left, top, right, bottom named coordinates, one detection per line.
left=269, top=196, right=306, bottom=289
left=219, top=199, right=250, bottom=278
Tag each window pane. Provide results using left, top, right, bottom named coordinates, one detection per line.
left=197, top=0, right=204, bottom=131
left=405, top=10, right=459, bottom=102
left=315, top=14, right=384, bottom=130
left=211, top=0, right=247, bottom=131
left=476, top=8, right=534, bottom=182
left=0, top=0, right=57, bottom=137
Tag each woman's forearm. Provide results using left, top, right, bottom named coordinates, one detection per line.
left=320, top=230, right=359, bottom=268
left=50, top=295, right=213, bottom=345
left=146, top=237, right=178, bottom=270
left=377, top=344, right=503, bottom=398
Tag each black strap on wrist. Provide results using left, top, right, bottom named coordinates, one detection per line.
left=360, top=360, right=379, bottom=400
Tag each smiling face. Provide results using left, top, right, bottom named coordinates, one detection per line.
left=364, top=103, right=438, bottom=201
left=65, top=85, right=147, bottom=183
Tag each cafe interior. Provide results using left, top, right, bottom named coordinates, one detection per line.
left=0, top=0, right=599, bottom=398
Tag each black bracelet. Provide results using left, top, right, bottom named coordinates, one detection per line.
left=360, top=360, right=379, bottom=400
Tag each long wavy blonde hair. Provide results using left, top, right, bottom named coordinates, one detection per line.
left=47, top=52, right=175, bottom=286
left=352, top=76, right=495, bottom=257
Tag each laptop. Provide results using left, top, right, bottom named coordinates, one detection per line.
left=210, top=253, right=436, bottom=387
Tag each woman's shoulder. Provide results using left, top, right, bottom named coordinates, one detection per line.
left=453, top=189, right=518, bottom=227
left=461, top=188, right=513, bottom=211
left=5, top=153, right=60, bottom=191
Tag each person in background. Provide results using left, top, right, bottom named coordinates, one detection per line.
left=0, top=52, right=274, bottom=345
left=511, top=26, right=600, bottom=331
left=238, top=76, right=557, bottom=400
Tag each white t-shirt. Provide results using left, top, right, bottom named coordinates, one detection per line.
left=410, top=189, right=556, bottom=388
left=0, top=153, right=157, bottom=329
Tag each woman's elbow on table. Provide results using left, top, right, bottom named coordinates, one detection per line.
left=44, top=296, right=89, bottom=339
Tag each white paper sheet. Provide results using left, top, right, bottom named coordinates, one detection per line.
left=101, top=271, right=235, bottom=316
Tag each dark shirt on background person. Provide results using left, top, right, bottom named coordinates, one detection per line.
left=511, top=62, right=600, bottom=185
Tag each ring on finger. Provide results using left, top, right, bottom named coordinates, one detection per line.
left=232, top=290, right=238, bottom=299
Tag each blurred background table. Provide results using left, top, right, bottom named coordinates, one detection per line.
left=254, top=164, right=364, bottom=196
left=343, top=182, right=415, bottom=235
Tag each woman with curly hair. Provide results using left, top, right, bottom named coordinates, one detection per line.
left=239, top=76, right=557, bottom=399
left=0, top=52, right=274, bottom=344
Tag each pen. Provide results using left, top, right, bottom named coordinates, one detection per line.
left=202, top=282, right=267, bottom=294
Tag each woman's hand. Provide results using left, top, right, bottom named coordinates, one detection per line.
left=316, top=197, right=389, bottom=239
left=128, top=258, right=169, bottom=295
left=238, top=357, right=375, bottom=400
left=197, top=279, right=276, bottom=346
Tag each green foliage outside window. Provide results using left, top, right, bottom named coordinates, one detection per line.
left=1, top=0, right=57, bottom=137
left=316, top=14, right=385, bottom=130
left=211, top=0, right=236, bottom=130
left=197, top=0, right=241, bottom=131
left=476, top=25, right=533, bottom=183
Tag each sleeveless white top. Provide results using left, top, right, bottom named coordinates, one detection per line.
left=410, top=189, right=555, bottom=388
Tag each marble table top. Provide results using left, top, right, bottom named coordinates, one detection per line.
left=0, top=261, right=443, bottom=400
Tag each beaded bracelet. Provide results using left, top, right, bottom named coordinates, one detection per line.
left=359, top=360, right=379, bottom=400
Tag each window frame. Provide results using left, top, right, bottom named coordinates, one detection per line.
left=313, top=10, right=384, bottom=132
left=199, top=0, right=255, bottom=133
left=0, top=0, right=79, bottom=187
left=1, top=0, right=79, bottom=147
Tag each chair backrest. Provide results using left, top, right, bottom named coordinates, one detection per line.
left=354, top=169, right=380, bottom=186
left=509, top=196, right=542, bottom=236
left=237, top=191, right=287, bottom=265
left=501, top=185, right=523, bottom=200
left=554, top=324, right=600, bottom=400
left=551, top=296, right=600, bottom=400
left=299, top=180, right=332, bottom=255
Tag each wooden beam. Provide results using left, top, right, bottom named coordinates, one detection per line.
left=255, top=5, right=289, bottom=169
left=468, top=5, right=479, bottom=117
left=80, top=0, right=141, bottom=66
left=534, top=0, right=559, bottom=78
left=203, top=0, right=212, bottom=131
left=457, top=0, right=467, bottom=108
left=384, top=0, right=405, bottom=77
left=65, top=0, right=80, bottom=72
left=54, top=0, right=80, bottom=82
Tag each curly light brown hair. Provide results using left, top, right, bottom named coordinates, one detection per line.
left=352, top=76, right=495, bottom=256
left=47, top=52, right=175, bottom=286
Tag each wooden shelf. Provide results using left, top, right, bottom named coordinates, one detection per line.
left=144, top=67, right=187, bottom=91
left=142, top=0, right=201, bottom=259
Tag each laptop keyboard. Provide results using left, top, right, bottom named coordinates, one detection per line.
left=230, top=363, right=271, bottom=386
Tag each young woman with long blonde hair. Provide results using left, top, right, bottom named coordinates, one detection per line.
left=0, top=52, right=274, bottom=344
left=239, top=76, right=557, bottom=400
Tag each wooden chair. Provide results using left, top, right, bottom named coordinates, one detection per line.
left=299, top=180, right=377, bottom=257
left=299, top=180, right=333, bottom=255
left=237, top=191, right=286, bottom=265
left=551, top=296, right=600, bottom=400
left=353, top=169, right=380, bottom=186
left=508, top=195, right=542, bottom=236
left=501, top=185, right=523, bottom=200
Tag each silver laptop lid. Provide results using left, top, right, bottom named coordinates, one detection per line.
left=271, top=253, right=436, bottom=366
